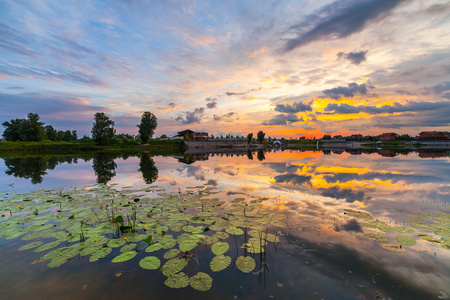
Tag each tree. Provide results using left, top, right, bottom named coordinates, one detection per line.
left=321, top=134, right=332, bottom=140
left=20, top=113, right=46, bottom=142
left=91, top=112, right=115, bottom=145
left=257, top=130, right=265, bottom=143
left=45, top=125, right=58, bottom=141
left=137, top=111, right=157, bottom=143
left=247, top=133, right=253, bottom=144
left=139, top=154, right=158, bottom=184
left=2, top=118, right=25, bottom=141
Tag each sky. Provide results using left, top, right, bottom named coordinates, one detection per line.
left=1, top=0, right=449, bottom=138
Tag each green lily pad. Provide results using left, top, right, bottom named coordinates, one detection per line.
left=107, top=238, right=126, bottom=248
left=162, top=258, right=186, bottom=277
left=225, top=227, right=244, bottom=235
left=179, top=239, right=198, bottom=252
left=164, top=249, right=181, bottom=259
left=120, top=243, right=137, bottom=253
left=211, top=241, right=229, bottom=255
left=18, top=241, right=44, bottom=251
left=34, top=240, right=61, bottom=252
left=139, top=256, right=161, bottom=270
left=236, top=256, right=256, bottom=273
left=164, top=272, right=189, bottom=289
left=112, top=250, right=137, bottom=263
left=396, top=227, right=415, bottom=233
left=145, top=243, right=163, bottom=252
left=90, top=247, right=112, bottom=262
left=190, top=272, right=212, bottom=291
left=210, top=255, right=231, bottom=272
left=396, top=236, right=416, bottom=245
left=364, top=233, right=388, bottom=242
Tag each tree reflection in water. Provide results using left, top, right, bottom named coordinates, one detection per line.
left=139, top=153, right=158, bottom=184
left=92, top=153, right=117, bottom=184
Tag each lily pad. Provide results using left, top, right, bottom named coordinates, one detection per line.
left=210, top=255, right=231, bottom=272
left=139, top=256, right=161, bottom=270
left=190, top=272, right=212, bottom=291
left=364, top=233, right=388, bottom=242
left=162, top=258, right=186, bottom=277
left=225, top=227, right=244, bottom=235
left=381, top=243, right=405, bottom=252
left=179, top=239, right=198, bottom=252
left=236, top=256, right=256, bottom=273
left=18, top=241, right=44, bottom=251
left=145, top=243, right=163, bottom=253
left=164, top=272, right=189, bottom=289
left=111, top=250, right=137, bottom=263
left=395, top=236, right=416, bottom=245
left=107, top=238, right=126, bottom=248
left=211, top=241, right=229, bottom=255
left=164, top=249, right=181, bottom=259
left=34, top=241, right=61, bottom=252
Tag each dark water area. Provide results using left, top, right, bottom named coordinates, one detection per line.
left=0, top=149, right=449, bottom=299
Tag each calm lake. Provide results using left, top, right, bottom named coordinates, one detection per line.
left=0, top=149, right=449, bottom=300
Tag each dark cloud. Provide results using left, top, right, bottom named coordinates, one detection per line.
left=263, top=114, right=302, bottom=125
left=273, top=174, right=311, bottom=185
left=206, top=98, right=217, bottom=109
left=5, top=86, right=24, bottom=90
left=225, top=91, right=246, bottom=96
left=321, top=187, right=364, bottom=203
left=283, top=0, right=405, bottom=51
left=322, top=82, right=367, bottom=99
left=274, top=101, right=312, bottom=113
left=206, top=179, right=218, bottom=186
left=175, top=107, right=205, bottom=124
left=337, top=50, right=368, bottom=65
left=323, top=100, right=449, bottom=114
left=429, top=81, right=450, bottom=94
left=213, top=112, right=237, bottom=121
left=394, top=90, right=414, bottom=95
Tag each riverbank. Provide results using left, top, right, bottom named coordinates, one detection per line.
left=185, top=140, right=266, bottom=150
left=0, top=139, right=185, bottom=156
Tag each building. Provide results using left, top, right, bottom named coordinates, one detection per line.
left=333, top=135, right=344, bottom=140
left=378, top=132, right=398, bottom=141
left=415, top=131, right=449, bottom=140
left=177, top=129, right=209, bottom=141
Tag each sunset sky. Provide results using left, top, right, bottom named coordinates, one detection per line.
left=1, top=0, right=449, bottom=138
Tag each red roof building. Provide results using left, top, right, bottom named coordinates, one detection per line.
left=415, top=131, right=449, bottom=140
left=378, top=132, right=398, bottom=141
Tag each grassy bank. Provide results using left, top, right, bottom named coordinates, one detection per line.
left=0, top=139, right=185, bottom=156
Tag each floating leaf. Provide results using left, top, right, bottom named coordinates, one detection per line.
left=139, top=256, right=161, bottom=270
left=162, top=258, right=186, bottom=277
left=112, top=250, right=137, bottom=263
left=395, top=236, right=416, bottom=245
left=47, top=257, right=68, bottom=268
left=120, top=243, right=137, bottom=253
left=225, top=227, right=244, bottom=235
left=164, top=272, right=189, bottom=289
left=34, top=240, right=61, bottom=252
left=90, top=247, right=112, bottom=262
left=396, top=227, right=415, bottom=233
left=190, top=272, right=212, bottom=291
left=179, top=239, right=198, bottom=252
left=136, top=241, right=148, bottom=252
left=18, top=241, right=44, bottom=251
left=381, top=243, right=405, bottom=252
left=107, top=238, right=126, bottom=248
left=211, top=241, right=229, bottom=255
left=236, top=256, right=256, bottom=273
left=145, top=243, right=163, bottom=253
left=210, top=255, right=231, bottom=272
left=364, top=233, right=388, bottom=242
left=164, top=249, right=181, bottom=259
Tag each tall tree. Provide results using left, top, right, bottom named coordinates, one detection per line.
left=91, top=112, right=115, bottom=145
left=257, top=130, right=265, bottom=143
left=137, top=111, right=157, bottom=143
left=20, top=113, right=46, bottom=142
left=247, top=133, right=253, bottom=144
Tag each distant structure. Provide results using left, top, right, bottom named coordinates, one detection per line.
left=177, top=129, right=209, bottom=141
left=415, top=131, right=449, bottom=141
left=378, top=132, right=398, bottom=141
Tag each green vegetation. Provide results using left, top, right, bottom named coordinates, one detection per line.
left=137, top=111, right=157, bottom=143
left=91, top=112, right=116, bottom=145
left=247, top=133, right=253, bottom=144
left=256, top=130, right=265, bottom=144
left=0, top=184, right=285, bottom=291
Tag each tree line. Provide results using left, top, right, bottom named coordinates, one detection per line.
left=2, top=112, right=157, bottom=145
